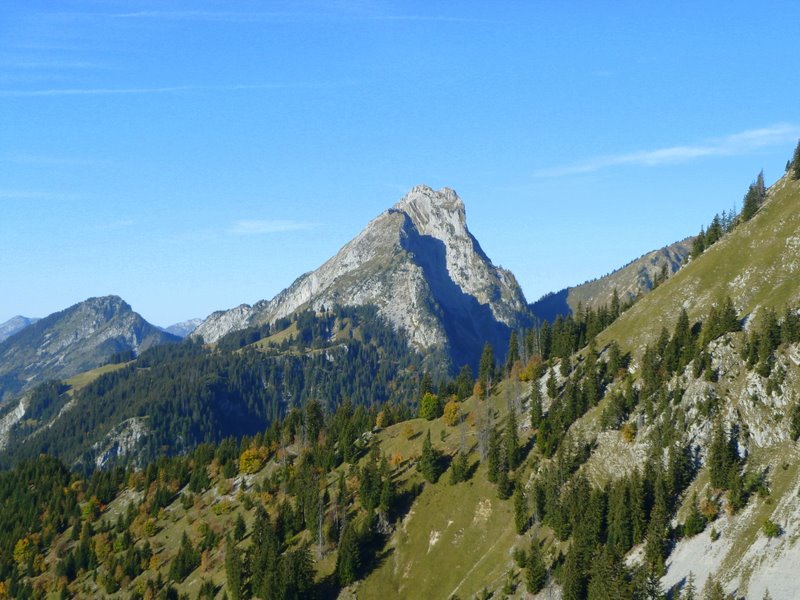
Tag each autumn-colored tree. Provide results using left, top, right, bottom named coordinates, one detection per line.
left=443, top=399, right=461, bottom=426
left=238, top=446, right=268, bottom=474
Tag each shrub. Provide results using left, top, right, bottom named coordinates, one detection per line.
left=763, top=519, right=781, bottom=538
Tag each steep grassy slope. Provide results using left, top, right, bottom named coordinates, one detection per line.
left=600, top=174, right=800, bottom=353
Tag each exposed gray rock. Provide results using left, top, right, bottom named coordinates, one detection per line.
left=92, top=417, right=149, bottom=469
left=195, top=185, right=531, bottom=368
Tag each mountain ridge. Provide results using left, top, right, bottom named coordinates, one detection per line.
left=531, top=237, right=694, bottom=322
left=0, top=295, right=178, bottom=401
left=195, top=184, right=531, bottom=369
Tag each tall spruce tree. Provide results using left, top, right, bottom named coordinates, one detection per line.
left=506, top=330, right=520, bottom=374
left=336, top=522, right=360, bottom=586
left=513, top=482, right=529, bottom=534
left=418, top=430, right=440, bottom=483
left=526, top=539, right=546, bottom=594
left=225, top=535, right=245, bottom=600
left=478, top=342, right=495, bottom=392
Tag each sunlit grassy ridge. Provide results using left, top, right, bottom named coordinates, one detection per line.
left=600, top=174, right=800, bottom=353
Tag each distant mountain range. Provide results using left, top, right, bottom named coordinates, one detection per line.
left=0, top=296, right=177, bottom=401
left=0, top=316, right=39, bottom=343
left=161, top=318, right=203, bottom=338
left=531, top=237, right=694, bottom=322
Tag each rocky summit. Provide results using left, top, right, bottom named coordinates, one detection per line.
left=195, top=185, right=531, bottom=369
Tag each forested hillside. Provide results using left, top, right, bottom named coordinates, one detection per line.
left=0, top=306, right=432, bottom=471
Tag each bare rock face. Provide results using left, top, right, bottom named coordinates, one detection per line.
left=195, top=185, right=531, bottom=369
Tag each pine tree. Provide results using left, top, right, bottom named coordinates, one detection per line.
left=611, top=287, right=621, bottom=318
left=513, top=482, right=529, bottom=534
left=682, top=571, right=697, bottom=600
left=450, top=450, right=469, bottom=484
left=478, top=342, right=495, bottom=392
left=418, top=430, right=440, bottom=483
left=336, top=522, right=360, bottom=586
left=692, top=227, right=706, bottom=258
left=506, top=331, right=520, bottom=374
left=702, top=576, right=726, bottom=600
left=792, top=139, right=800, bottom=179
left=225, top=535, right=245, bottom=600
left=526, top=539, right=546, bottom=594
left=530, top=380, right=543, bottom=430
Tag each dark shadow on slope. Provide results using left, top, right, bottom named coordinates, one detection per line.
left=400, top=217, right=516, bottom=372
left=530, top=288, right=571, bottom=323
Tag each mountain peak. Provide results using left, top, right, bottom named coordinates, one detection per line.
left=0, top=296, right=177, bottom=400
left=394, top=185, right=466, bottom=238
left=195, top=185, right=530, bottom=368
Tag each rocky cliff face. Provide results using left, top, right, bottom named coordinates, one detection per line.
left=0, top=296, right=178, bottom=401
left=195, top=185, right=531, bottom=369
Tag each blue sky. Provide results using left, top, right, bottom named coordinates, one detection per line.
left=2, top=1, right=799, bottom=326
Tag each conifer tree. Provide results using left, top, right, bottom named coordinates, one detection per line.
left=450, top=450, right=469, bottom=484
left=561, top=548, right=585, bottom=600
left=793, top=139, right=800, bottom=179
left=702, top=576, right=726, bottom=600
left=513, top=482, right=529, bottom=534
left=629, top=470, right=647, bottom=544
left=526, top=539, right=546, bottom=594
left=487, top=426, right=501, bottom=483
left=708, top=420, right=738, bottom=489
left=225, top=535, right=245, bottom=600
left=506, top=330, right=520, bottom=374
left=682, top=571, right=697, bottom=600
left=336, top=522, right=360, bottom=586
left=692, top=228, right=706, bottom=258
left=683, top=492, right=706, bottom=537
left=418, top=430, right=440, bottom=483
left=496, top=458, right=513, bottom=500
left=611, top=287, right=621, bottom=318
left=505, top=408, right=520, bottom=469
left=478, top=342, right=495, bottom=392
left=530, top=380, right=544, bottom=430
